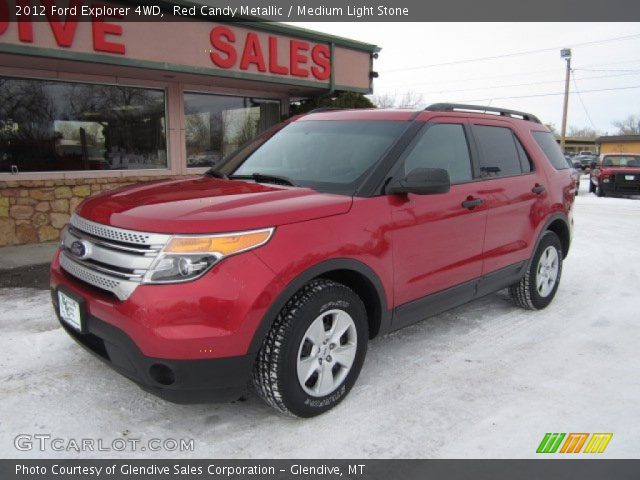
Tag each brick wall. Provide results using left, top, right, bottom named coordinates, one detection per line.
left=0, top=176, right=179, bottom=247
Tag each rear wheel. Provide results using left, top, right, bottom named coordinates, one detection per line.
left=510, top=231, right=563, bottom=310
left=253, top=279, right=368, bottom=417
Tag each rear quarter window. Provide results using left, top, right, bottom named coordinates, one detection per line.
left=531, top=131, right=569, bottom=170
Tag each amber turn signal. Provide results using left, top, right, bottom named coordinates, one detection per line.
left=164, top=228, right=273, bottom=256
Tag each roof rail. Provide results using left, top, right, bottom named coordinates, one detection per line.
left=426, top=103, right=541, bottom=124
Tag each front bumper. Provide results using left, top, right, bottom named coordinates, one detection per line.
left=50, top=248, right=279, bottom=359
left=52, top=288, right=253, bottom=403
left=51, top=246, right=282, bottom=402
left=600, top=176, right=640, bottom=195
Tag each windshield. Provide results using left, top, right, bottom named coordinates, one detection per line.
left=601, top=155, right=640, bottom=167
left=227, top=120, right=407, bottom=194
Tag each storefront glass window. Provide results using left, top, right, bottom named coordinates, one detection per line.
left=184, top=93, right=280, bottom=168
left=0, top=77, right=167, bottom=173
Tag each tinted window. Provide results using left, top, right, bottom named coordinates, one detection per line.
left=231, top=120, right=406, bottom=193
left=532, top=131, right=569, bottom=170
left=514, top=136, right=533, bottom=173
left=473, top=125, right=524, bottom=178
left=403, top=123, right=472, bottom=184
left=0, top=77, right=167, bottom=173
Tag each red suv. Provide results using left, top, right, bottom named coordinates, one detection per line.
left=589, top=153, right=640, bottom=196
left=51, top=104, right=575, bottom=417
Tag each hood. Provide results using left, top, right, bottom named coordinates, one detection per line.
left=75, top=176, right=352, bottom=233
left=599, top=166, right=640, bottom=175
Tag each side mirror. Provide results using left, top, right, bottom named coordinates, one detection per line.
left=387, top=167, right=451, bottom=195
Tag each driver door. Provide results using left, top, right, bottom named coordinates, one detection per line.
left=389, top=119, right=488, bottom=328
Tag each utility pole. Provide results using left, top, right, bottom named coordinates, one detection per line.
left=559, top=48, right=572, bottom=153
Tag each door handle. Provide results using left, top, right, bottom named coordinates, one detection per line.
left=461, top=197, right=484, bottom=209
left=532, top=184, right=546, bottom=194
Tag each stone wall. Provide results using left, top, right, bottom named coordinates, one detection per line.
left=0, top=176, right=178, bottom=247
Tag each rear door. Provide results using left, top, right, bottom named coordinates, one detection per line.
left=388, top=118, right=488, bottom=327
left=468, top=120, right=547, bottom=282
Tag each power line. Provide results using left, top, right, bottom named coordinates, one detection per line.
left=381, top=33, right=640, bottom=73
left=574, top=68, right=640, bottom=73
left=378, top=57, right=640, bottom=89
left=404, top=72, right=639, bottom=95
left=459, top=84, right=640, bottom=102
left=571, top=70, right=598, bottom=130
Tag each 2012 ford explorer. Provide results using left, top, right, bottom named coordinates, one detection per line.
left=51, top=104, right=575, bottom=417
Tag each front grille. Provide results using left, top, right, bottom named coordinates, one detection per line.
left=60, top=214, right=171, bottom=300
left=613, top=173, right=640, bottom=192
left=70, top=215, right=166, bottom=245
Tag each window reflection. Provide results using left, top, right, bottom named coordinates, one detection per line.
left=184, top=93, right=280, bottom=168
left=0, top=77, right=167, bottom=173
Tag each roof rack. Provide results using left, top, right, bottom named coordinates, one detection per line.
left=426, top=103, right=541, bottom=124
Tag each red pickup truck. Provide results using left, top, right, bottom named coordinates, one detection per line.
left=51, top=104, right=575, bottom=417
left=589, top=153, right=640, bottom=197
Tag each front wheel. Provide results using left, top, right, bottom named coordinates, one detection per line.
left=509, top=231, right=563, bottom=310
left=253, top=279, right=368, bottom=417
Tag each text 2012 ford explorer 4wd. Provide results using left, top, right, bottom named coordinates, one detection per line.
left=51, top=104, right=575, bottom=417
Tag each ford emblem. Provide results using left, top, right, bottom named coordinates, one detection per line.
left=70, top=240, right=92, bottom=259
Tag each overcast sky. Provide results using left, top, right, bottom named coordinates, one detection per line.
left=294, top=22, right=640, bottom=134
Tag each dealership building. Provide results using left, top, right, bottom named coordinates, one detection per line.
left=0, top=3, right=377, bottom=246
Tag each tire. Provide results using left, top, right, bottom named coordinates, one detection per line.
left=509, top=231, right=563, bottom=310
left=253, top=279, right=369, bottom=417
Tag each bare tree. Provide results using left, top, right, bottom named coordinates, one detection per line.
left=612, top=115, right=640, bottom=135
left=567, top=126, right=600, bottom=138
left=370, top=91, right=425, bottom=109
left=370, top=93, right=397, bottom=109
left=396, top=91, right=425, bottom=109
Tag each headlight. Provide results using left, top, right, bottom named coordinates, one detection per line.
left=143, top=228, right=274, bottom=284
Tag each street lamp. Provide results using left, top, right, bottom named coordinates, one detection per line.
left=560, top=48, right=572, bottom=153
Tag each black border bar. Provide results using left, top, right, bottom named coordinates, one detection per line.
left=2, top=460, right=640, bottom=480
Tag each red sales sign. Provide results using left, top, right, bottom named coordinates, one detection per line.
left=209, top=26, right=331, bottom=80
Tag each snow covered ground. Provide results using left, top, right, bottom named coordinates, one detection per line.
left=1, top=176, right=639, bottom=459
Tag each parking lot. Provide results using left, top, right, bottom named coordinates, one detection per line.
left=1, top=177, right=638, bottom=459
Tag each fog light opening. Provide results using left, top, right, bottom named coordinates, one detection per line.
left=149, top=363, right=175, bottom=386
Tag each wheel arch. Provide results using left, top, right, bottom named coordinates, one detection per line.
left=533, top=214, right=571, bottom=261
left=247, top=258, right=391, bottom=358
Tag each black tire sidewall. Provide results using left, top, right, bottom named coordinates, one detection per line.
left=528, top=232, right=563, bottom=309
left=278, top=285, right=368, bottom=417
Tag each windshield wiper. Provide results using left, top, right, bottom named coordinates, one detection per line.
left=205, top=169, right=229, bottom=179
left=231, top=173, right=297, bottom=187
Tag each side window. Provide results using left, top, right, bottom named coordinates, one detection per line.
left=473, top=125, right=525, bottom=178
left=514, top=136, right=533, bottom=173
left=531, top=131, right=570, bottom=170
left=403, top=123, right=472, bottom=184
